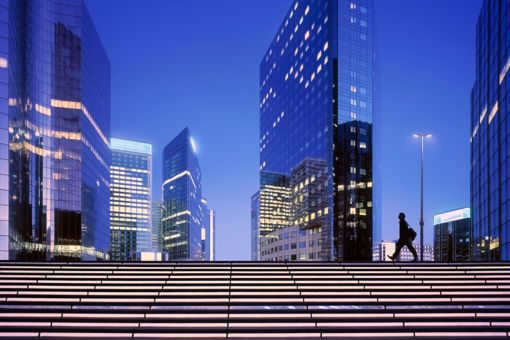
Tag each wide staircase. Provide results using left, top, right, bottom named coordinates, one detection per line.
left=0, top=262, right=509, bottom=339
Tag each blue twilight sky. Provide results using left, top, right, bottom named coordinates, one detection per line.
left=86, top=0, right=481, bottom=260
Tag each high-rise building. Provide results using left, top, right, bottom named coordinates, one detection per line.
left=200, top=198, right=215, bottom=261
left=251, top=192, right=260, bottom=261
left=0, top=0, right=111, bottom=260
left=259, top=0, right=377, bottom=261
left=162, top=128, right=202, bottom=261
left=434, top=208, right=471, bottom=262
left=470, top=0, right=510, bottom=261
left=151, top=201, right=163, bottom=252
left=109, top=138, right=152, bottom=261
left=252, top=172, right=292, bottom=260
left=372, top=241, right=396, bottom=262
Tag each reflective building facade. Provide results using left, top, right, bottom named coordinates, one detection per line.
left=290, top=159, right=328, bottom=258
left=110, top=138, right=152, bottom=261
left=259, top=0, right=376, bottom=261
left=162, top=128, right=202, bottom=261
left=253, top=159, right=331, bottom=261
left=471, top=0, right=510, bottom=260
left=434, top=208, right=471, bottom=262
left=1, top=0, right=110, bottom=260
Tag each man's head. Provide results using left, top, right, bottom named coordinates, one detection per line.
left=398, top=212, right=406, bottom=221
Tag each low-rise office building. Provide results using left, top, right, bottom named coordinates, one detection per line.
left=398, top=243, right=434, bottom=262
left=373, top=241, right=396, bottom=262
left=259, top=225, right=323, bottom=261
left=434, top=208, right=471, bottom=262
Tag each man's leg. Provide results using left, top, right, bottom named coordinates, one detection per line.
left=389, top=239, right=405, bottom=261
left=406, top=241, right=418, bottom=261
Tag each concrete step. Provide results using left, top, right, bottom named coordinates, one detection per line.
left=0, top=262, right=509, bottom=339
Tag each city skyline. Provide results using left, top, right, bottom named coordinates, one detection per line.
left=85, top=0, right=481, bottom=260
left=0, top=0, right=509, bottom=338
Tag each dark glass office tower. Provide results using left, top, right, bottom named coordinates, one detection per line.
left=470, top=0, right=510, bottom=261
left=259, top=0, right=376, bottom=260
left=1, top=0, right=110, bottom=260
left=110, top=138, right=152, bottom=261
left=162, top=128, right=202, bottom=261
left=336, top=121, right=373, bottom=260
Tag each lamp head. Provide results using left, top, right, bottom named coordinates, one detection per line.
left=413, top=133, right=432, bottom=138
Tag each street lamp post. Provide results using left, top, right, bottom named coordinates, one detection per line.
left=413, top=133, right=432, bottom=262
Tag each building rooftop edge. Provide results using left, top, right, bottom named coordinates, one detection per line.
left=110, top=137, right=152, bottom=155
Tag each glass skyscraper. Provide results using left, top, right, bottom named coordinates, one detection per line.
left=259, top=0, right=376, bottom=261
left=470, top=0, right=510, bottom=261
left=162, top=128, right=203, bottom=261
left=110, top=138, right=152, bottom=261
left=0, top=0, right=110, bottom=260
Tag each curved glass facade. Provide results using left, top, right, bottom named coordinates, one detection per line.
left=259, top=0, right=376, bottom=261
left=162, top=128, right=202, bottom=261
left=4, top=0, right=110, bottom=260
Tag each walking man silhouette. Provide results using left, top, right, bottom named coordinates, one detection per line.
left=387, top=212, right=418, bottom=262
